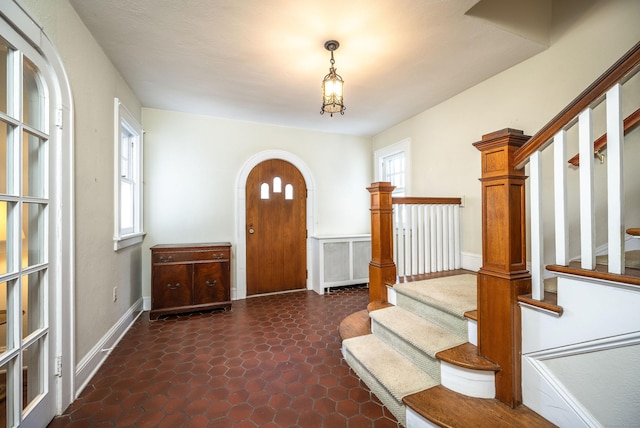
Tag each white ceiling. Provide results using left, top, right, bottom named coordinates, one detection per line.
left=68, top=0, right=553, bottom=136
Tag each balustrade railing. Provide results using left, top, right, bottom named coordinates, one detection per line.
left=519, top=42, right=640, bottom=301
left=392, top=197, right=462, bottom=277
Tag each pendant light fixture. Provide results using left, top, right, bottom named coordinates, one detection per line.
left=320, top=40, right=345, bottom=116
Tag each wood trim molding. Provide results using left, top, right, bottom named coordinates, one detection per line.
left=392, top=196, right=462, bottom=205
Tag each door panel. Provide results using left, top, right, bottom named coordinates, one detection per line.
left=246, top=159, right=306, bottom=295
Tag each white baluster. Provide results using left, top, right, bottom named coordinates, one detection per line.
left=410, top=205, right=418, bottom=275
left=436, top=205, right=443, bottom=271
left=606, top=84, right=625, bottom=274
left=579, top=108, right=596, bottom=270
left=417, top=205, right=425, bottom=274
left=425, top=205, right=432, bottom=273
left=454, top=205, right=461, bottom=269
left=530, top=150, right=544, bottom=301
left=430, top=205, right=437, bottom=272
left=554, top=130, right=569, bottom=266
left=442, top=205, right=449, bottom=271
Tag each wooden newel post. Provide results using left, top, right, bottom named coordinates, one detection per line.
left=367, top=182, right=396, bottom=303
left=473, top=129, right=532, bottom=408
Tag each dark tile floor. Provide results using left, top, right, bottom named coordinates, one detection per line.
left=48, top=286, right=400, bottom=428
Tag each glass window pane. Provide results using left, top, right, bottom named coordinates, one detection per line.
left=273, top=177, right=281, bottom=193
left=22, top=203, right=45, bottom=268
left=2, top=279, right=18, bottom=354
left=22, top=57, right=45, bottom=132
left=0, top=361, right=8, bottom=424
left=0, top=282, right=6, bottom=352
left=0, top=122, right=6, bottom=195
left=22, top=271, right=43, bottom=340
left=260, top=183, right=269, bottom=200
left=120, top=181, right=134, bottom=231
left=0, top=202, right=7, bottom=275
left=22, top=337, right=44, bottom=411
left=0, top=43, right=7, bottom=114
left=285, top=184, right=293, bottom=200
left=120, top=131, right=131, bottom=179
left=22, top=131, right=46, bottom=198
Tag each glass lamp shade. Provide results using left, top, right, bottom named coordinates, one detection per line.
left=321, top=68, right=345, bottom=116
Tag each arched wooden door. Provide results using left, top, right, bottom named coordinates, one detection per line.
left=246, top=159, right=307, bottom=295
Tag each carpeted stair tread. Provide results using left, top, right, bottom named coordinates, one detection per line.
left=370, top=306, right=466, bottom=358
left=343, top=334, right=438, bottom=402
left=394, top=273, right=477, bottom=317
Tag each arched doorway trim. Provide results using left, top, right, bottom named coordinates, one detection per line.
left=235, top=150, right=316, bottom=300
left=4, top=0, right=75, bottom=416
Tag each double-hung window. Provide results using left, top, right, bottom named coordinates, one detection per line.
left=374, top=138, right=411, bottom=196
left=114, top=98, right=144, bottom=250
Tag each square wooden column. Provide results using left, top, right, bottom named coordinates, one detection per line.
left=367, top=182, right=396, bottom=303
left=473, top=129, right=532, bottom=408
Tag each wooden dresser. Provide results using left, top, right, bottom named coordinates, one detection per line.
left=150, top=242, right=231, bottom=320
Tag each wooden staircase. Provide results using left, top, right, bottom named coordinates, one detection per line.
left=340, top=270, right=554, bottom=427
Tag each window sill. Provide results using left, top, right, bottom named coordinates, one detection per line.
left=114, top=232, right=146, bottom=251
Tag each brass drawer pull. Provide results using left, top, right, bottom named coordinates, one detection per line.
left=167, top=283, right=180, bottom=290
left=159, top=256, right=173, bottom=263
left=212, top=253, right=226, bottom=259
left=206, top=280, right=217, bottom=287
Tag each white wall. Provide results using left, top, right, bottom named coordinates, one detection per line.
left=17, top=0, right=144, bottom=362
left=141, top=108, right=372, bottom=299
left=372, top=0, right=640, bottom=261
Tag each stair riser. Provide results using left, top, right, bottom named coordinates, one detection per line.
left=396, top=293, right=468, bottom=337
left=371, top=318, right=442, bottom=383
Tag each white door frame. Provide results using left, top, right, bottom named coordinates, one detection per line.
left=3, top=0, right=75, bottom=417
left=235, top=150, right=316, bottom=300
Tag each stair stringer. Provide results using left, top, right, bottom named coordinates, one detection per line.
left=521, top=274, right=640, bottom=427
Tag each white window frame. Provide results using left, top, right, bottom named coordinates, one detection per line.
left=374, top=138, right=411, bottom=196
left=113, top=98, right=144, bottom=250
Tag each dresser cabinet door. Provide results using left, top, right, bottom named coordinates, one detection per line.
left=193, top=262, right=229, bottom=304
left=152, top=264, right=192, bottom=308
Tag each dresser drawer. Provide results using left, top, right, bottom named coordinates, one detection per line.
left=152, top=247, right=230, bottom=264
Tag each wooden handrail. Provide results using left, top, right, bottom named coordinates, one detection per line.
left=514, top=41, right=640, bottom=169
left=568, top=107, right=640, bottom=166
left=392, top=196, right=462, bottom=205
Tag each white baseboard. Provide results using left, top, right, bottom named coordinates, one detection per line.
left=461, top=252, right=481, bottom=272
left=75, top=298, right=144, bottom=397
left=143, top=296, right=151, bottom=311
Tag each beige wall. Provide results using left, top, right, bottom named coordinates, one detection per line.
left=372, top=0, right=640, bottom=261
left=17, top=0, right=143, bottom=361
left=141, top=109, right=372, bottom=298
